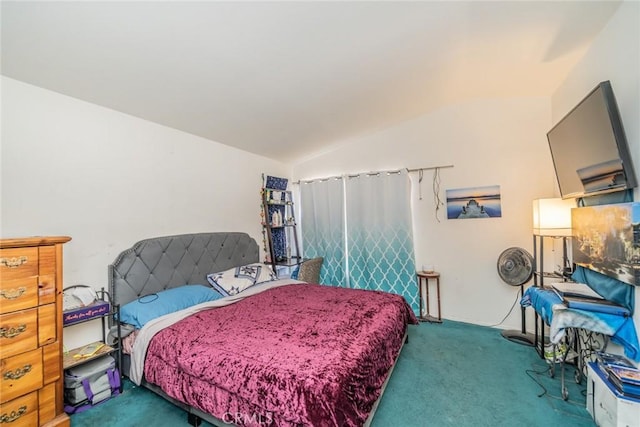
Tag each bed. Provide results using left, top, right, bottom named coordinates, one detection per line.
left=108, top=232, right=417, bottom=426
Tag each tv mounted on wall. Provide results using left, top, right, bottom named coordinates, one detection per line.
left=547, top=80, right=637, bottom=199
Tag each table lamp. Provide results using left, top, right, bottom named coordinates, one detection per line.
left=532, top=198, right=574, bottom=237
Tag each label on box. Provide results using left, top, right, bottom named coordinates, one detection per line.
left=63, top=301, right=110, bottom=325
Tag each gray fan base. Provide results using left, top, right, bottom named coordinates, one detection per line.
left=501, top=330, right=535, bottom=346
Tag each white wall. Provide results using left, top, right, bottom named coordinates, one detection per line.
left=292, top=1, right=639, bottom=340
left=2, top=0, right=636, bottom=351
left=1, top=77, right=290, bottom=348
left=551, top=1, right=640, bottom=354
left=293, top=97, right=555, bottom=329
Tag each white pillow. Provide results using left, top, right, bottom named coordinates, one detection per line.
left=207, top=264, right=276, bottom=296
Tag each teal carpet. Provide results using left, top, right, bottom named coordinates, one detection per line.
left=70, top=321, right=595, bottom=426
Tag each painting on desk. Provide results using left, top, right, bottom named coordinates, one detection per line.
left=571, top=202, right=640, bottom=286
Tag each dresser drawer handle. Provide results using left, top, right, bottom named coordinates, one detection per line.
left=0, top=287, right=27, bottom=300
left=0, top=324, right=27, bottom=339
left=0, top=405, right=27, bottom=423
left=0, top=325, right=27, bottom=339
left=0, top=256, right=28, bottom=268
left=3, top=365, right=31, bottom=380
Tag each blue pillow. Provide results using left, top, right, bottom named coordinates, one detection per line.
left=119, top=285, right=222, bottom=329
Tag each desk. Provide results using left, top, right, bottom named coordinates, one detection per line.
left=522, top=287, right=638, bottom=361
left=417, top=271, right=442, bottom=323
left=521, top=287, right=640, bottom=400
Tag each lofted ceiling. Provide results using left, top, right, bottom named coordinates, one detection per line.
left=1, top=1, right=623, bottom=163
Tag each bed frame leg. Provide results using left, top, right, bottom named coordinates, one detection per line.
left=188, top=413, right=202, bottom=427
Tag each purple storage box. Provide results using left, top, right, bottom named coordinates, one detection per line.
left=63, top=300, right=110, bottom=325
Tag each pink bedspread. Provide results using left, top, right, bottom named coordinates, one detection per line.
left=143, top=283, right=417, bottom=426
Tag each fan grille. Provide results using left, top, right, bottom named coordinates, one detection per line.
left=497, top=247, right=534, bottom=286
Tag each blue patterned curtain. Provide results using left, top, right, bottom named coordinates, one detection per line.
left=300, top=171, right=418, bottom=312
left=300, top=178, right=346, bottom=287
left=345, top=170, right=418, bottom=311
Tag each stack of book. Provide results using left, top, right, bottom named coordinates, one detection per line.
left=606, top=365, right=640, bottom=399
left=596, top=352, right=640, bottom=399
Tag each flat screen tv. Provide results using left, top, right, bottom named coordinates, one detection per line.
left=547, top=80, right=637, bottom=199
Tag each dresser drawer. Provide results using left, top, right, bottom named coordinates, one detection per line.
left=0, top=308, right=38, bottom=359
left=0, top=277, right=39, bottom=314
left=0, top=347, right=43, bottom=404
left=0, top=391, right=39, bottom=427
left=0, top=248, right=38, bottom=281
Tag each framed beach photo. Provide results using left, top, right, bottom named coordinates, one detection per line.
left=446, top=185, right=502, bottom=219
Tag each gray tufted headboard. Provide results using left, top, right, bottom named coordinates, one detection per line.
left=108, top=232, right=259, bottom=307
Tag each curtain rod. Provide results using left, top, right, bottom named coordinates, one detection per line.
left=293, top=164, right=454, bottom=185
left=407, top=164, right=454, bottom=173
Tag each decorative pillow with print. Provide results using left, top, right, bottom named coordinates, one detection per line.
left=207, top=264, right=276, bottom=296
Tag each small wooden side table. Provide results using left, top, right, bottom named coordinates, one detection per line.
left=417, top=271, right=442, bottom=323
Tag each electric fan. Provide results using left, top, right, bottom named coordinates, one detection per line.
left=497, top=247, right=535, bottom=346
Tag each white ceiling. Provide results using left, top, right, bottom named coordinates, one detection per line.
left=1, top=1, right=623, bottom=163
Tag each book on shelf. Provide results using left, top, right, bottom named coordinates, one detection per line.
left=64, top=341, right=114, bottom=370
left=596, top=351, right=634, bottom=369
left=607, top=373, right=640, bottom=399
left=604, top=364, right=640, bottom=399
left=73, top=342, right=106, bottom=359
left=608, top=364, right=640, bottom=385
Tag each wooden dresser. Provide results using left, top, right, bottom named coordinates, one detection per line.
left=0, top=236, right=71, bottom=427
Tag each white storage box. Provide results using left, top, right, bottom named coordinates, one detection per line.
left=587, top=362, right=640, bottom=427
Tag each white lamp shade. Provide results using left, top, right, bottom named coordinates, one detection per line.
left=532, top=198, right=574, bottom=236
